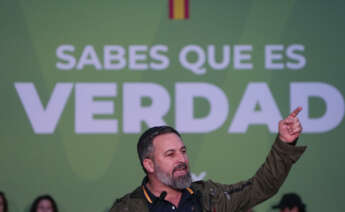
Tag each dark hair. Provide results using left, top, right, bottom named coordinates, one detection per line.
left=137, top=126, right=181, bottom=173
left=0, top=191, right=8, bottom=212
left=272, top=193, right=306, bottom=212
left=30, top=195, right=58, bottom=212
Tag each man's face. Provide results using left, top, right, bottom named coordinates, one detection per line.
left=280, top=207, right=299, bottom=212
left=151, top=133, right=192, bottom=189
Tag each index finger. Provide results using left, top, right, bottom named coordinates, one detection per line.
left=289, top=106, right=303, bottom=118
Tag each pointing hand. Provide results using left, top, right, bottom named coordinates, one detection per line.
left=278, top=107, right=303, bottom=143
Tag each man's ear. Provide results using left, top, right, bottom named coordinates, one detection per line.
left=143, top=158, right=154, bottom=173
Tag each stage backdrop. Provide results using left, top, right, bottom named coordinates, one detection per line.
left=1, top=0, right=344, bottom=211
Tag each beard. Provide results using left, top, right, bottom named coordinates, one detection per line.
left=154, top=162, right=192, bottom=190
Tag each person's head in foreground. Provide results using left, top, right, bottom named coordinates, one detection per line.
left=0, top=191, right=8, bottom=212
left=30, top=195, right=58, bottom=212
left=272, top=193, right=306, bottom=212
left=137, top=126, right=192, bottom=190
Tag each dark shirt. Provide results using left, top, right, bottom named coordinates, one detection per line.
left=143, top=184, right=202, bottom=212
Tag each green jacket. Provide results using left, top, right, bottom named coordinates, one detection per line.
left=110, top=137, right=306, bottom=212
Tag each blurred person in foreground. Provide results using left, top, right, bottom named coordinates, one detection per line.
left=110, top=107, right=307, bottom=212
left=30, top=195, right=58, bottom=212
left=272, top=193, right=306, bottom=212
left=0, top=192, right=8, bottom=212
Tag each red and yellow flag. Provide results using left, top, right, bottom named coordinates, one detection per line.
left=169, top=0, right=189, bottom=20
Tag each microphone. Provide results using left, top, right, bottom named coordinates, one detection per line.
left=150, top=191, right=167, bottom=211
left=159, top=191, right=167, bottom=201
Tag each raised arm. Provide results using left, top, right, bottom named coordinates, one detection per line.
left=200, top=107, right=307, bottom=212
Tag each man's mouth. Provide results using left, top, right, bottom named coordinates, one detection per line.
left=173, top=163, right=188, bottom=176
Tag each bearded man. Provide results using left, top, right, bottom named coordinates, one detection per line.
left=110, top=107, right=306, bottom=212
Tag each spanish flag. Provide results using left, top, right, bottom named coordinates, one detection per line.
left=169, top=0, right=189, bottom=20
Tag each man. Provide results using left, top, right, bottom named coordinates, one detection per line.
left=110, top=107, right=306, bottom=212
left=272, top=193, right=306, bottom=212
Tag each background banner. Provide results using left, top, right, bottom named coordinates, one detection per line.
left=1, top=0, right=344, bottom=211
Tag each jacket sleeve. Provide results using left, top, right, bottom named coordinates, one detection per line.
left=209, top=136, right=306, bottom=212
left=109, top=191, right=149, bottom=212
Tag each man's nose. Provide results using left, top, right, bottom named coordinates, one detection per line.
left=176, top=152, right=188, bottom=163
